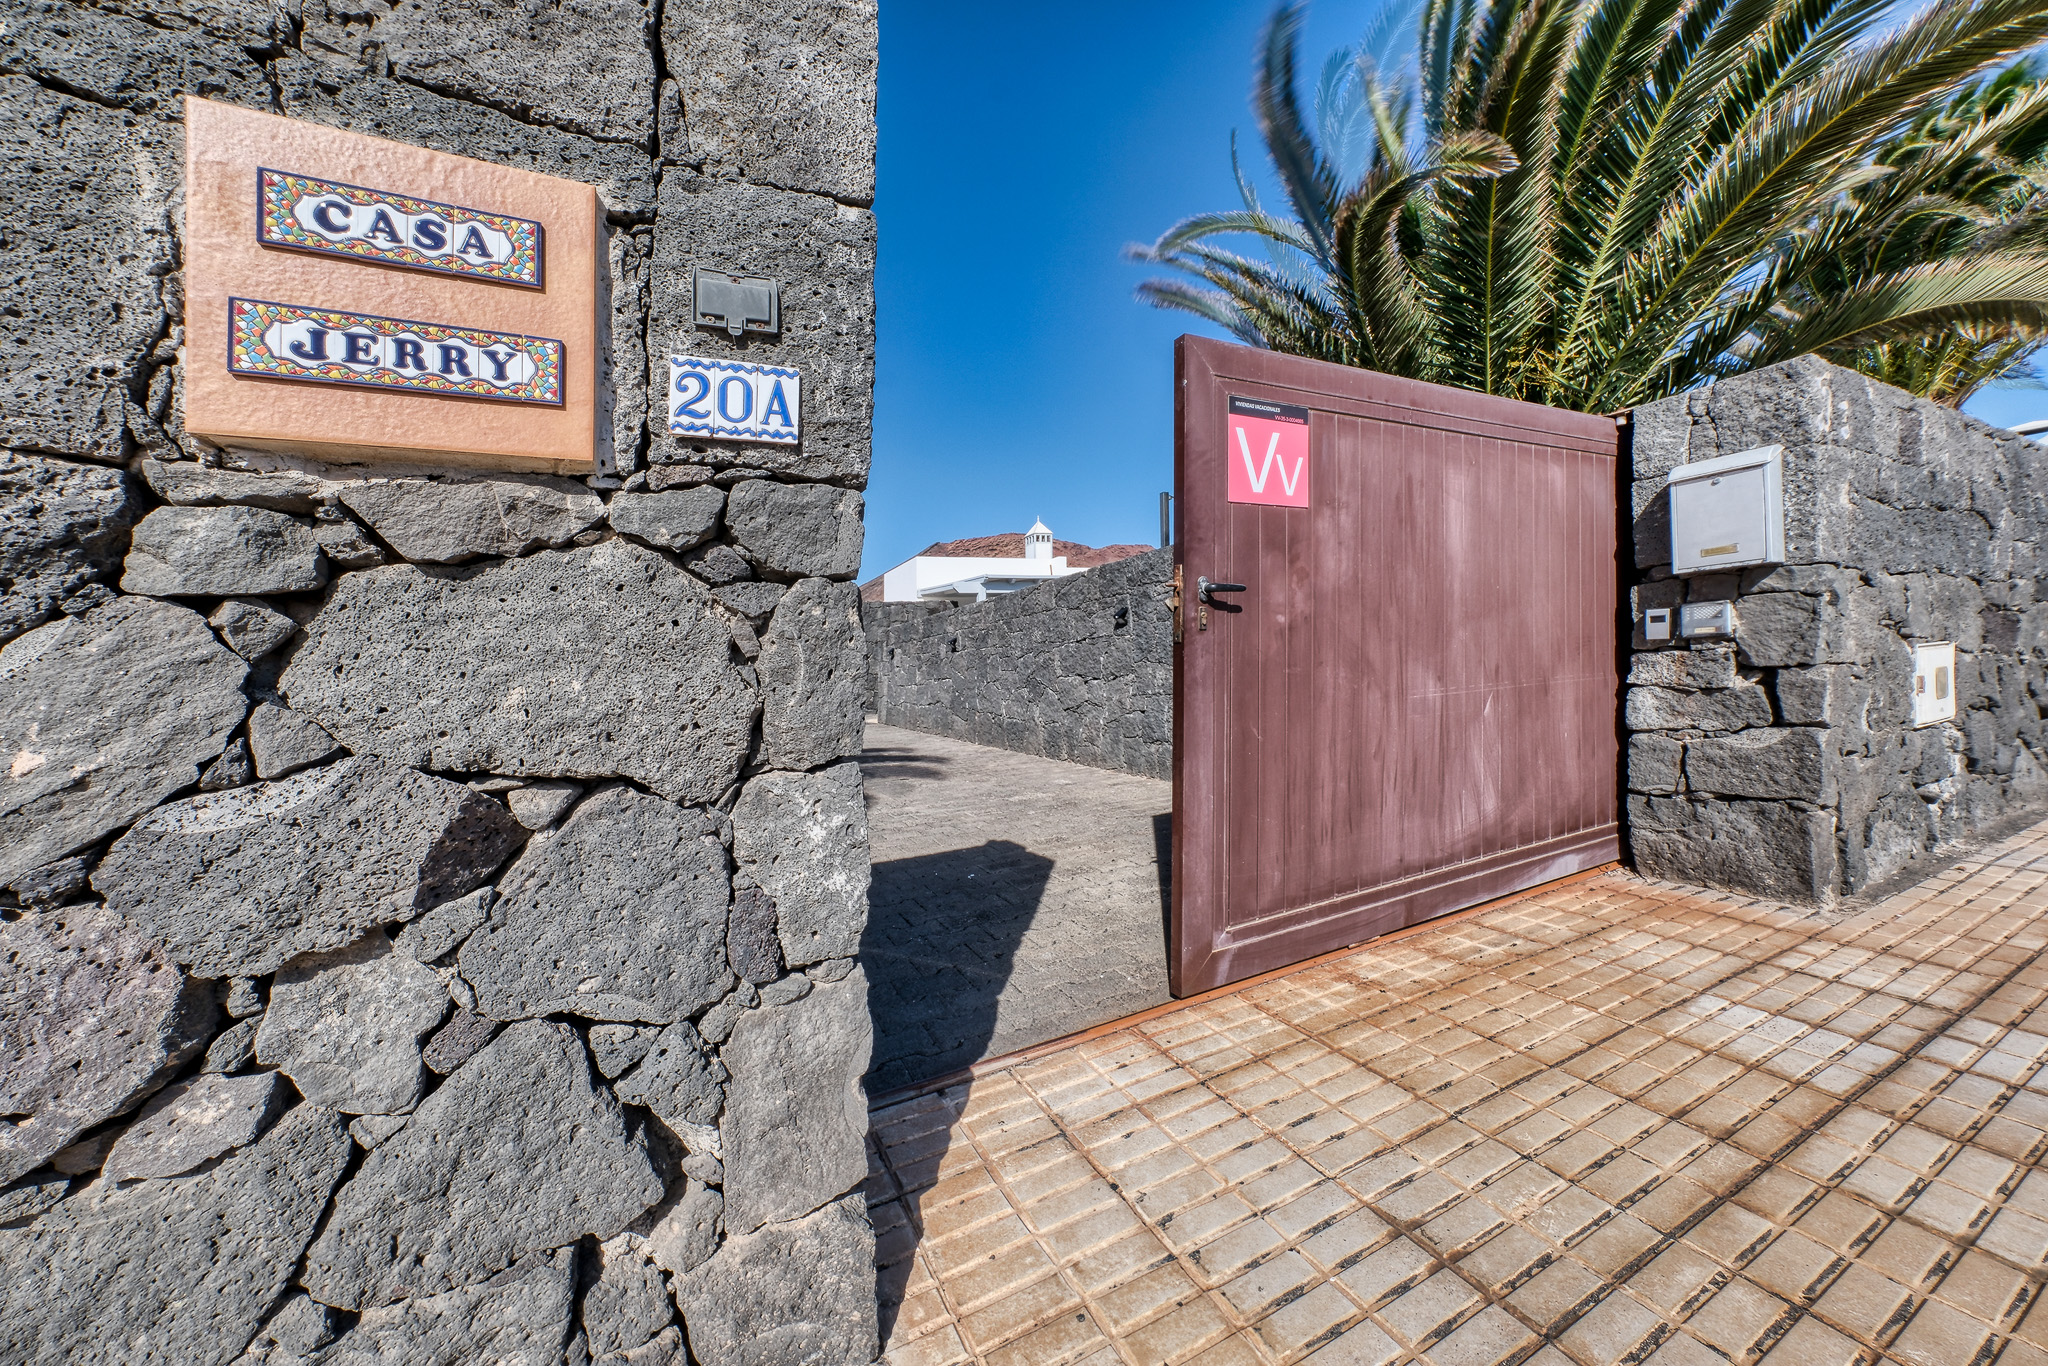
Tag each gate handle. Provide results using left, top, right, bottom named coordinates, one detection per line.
left=1197, top=577, right=1245, bottom=605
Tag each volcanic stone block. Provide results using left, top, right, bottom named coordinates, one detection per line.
left=731, top=761, right=868, bottom=967
left=1685, top=727, right=1834, bottom=803
left=0, top=0, right=281, bottom=110
left=393, top=887, right=494, bottom=965
left=713, top=581, right=786, bottom=625
left=647, top=176, right=874, bottom=484
left=662, top=0, right=877, bottom=202
left=0, top=78, right=174, bottom=464
left=200, top=1018, right=258, bottom=1075
left=675, top=1193, right=878, bottom=1366
left=120, top=506, right=328, bottom=597
left=613, top=1020, right=726, bottom=1128
left=726, top=885, right=783, bottom=984
left=0, top=901, right=217, bottom=1183
left=225, top=977, right=265, bottom=1019
left=272, top=59, right=660, bottom=220
left=0, top=1172, right=69, bottom=1226
left=302, top=0, right=657, bottom=144
left=0, top=1104, right=351, bottom=1366
left=279, top=542, right=756, bottom=805
left=199, top=737, right=255, bottom=792
left=0, top=596, right=248, bottom=882
left=256, top=936, right=449, bottom=1115
left=718, top=968, right=870, bottom=1233
left=1624, top=682, right=1773, bottom=734
left=1732, top=592, right=1832, bottom=669
left=588, top=1024, right=659, bottom=1079
left=1627, top=734, right=1683, bottom=796
left=94, top=756, right=525, bottom=978
left=246, top=1294, right=339, bottom=1359
left=684, top=542, right=753, bottom=586
left=644, top=1180, right=724, bottom=1277
left=505, top=779, right=583, bottom=830
left=606, top=228, right=651, bottom=472
left=0, top=453, right=138, bottom=646
left=50, top=1131, right=116, bottom=1176
left=1629, top=795, right=1841, bottom=901
left=304, top=1246, right=577, bottom=1366
left=420, top=1009, right=501, bottom=1076
left=724, top=481, right=864, bottom=580
left=1774, top=664, right=1870, bottom=727
left=583, top=1235, right=675, bottom=1358
left=207, top=597, right=301, bottom=661
left=1626, top=644, right=1738, bottom=692
left=140, top=458, right=323, bottom=514
left=246, top=701, right=343, bottom=780
left=312, top=511, right=389, bottom=570
left=607, top=487, right=724, bottom=552
left=460, top=785, right=732, bottom=1023
left=5, top=854, right=91, bottom=908
left=100, top=1071, right=287, bottom=1182
left=756, top=578, right=866, bottom=771
left=336, top=474, right=606, bottom=564
left=301, top=1021, right=663, bottom=1310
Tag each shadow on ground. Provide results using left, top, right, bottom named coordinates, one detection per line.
left=865, top=839, right=1056, bottom=1344
left=862, top=839, right=1055, bottom=1098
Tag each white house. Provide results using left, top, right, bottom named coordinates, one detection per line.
left=875, top=521, right=1091, bottom=603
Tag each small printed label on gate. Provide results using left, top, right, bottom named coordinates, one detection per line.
left=1227, top=396, right=1309, bottom=507
left=668, top=356, right=801, bottom=445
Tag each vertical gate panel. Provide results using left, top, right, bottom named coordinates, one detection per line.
left=1172, top=338, right=1622, bottom=996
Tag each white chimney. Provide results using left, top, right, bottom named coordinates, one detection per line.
left=1025, top=519, right=1053, bottom=562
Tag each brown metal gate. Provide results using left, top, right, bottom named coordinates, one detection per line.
left=1171, top=337, right=1623, bottom=996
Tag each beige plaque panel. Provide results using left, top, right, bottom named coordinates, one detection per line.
left=183, top=98, right=598, bottom=474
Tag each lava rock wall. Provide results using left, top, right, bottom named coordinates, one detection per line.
left=1626, top=357, right=2048, bottom=902
left=865, top=547, right=1175, bottom=779
left=0, top=3, right=879, bottom=1363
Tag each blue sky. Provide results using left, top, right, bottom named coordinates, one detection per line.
left=861, top=1, right=2048, bottom=580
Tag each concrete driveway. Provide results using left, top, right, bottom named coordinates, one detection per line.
left=860, top=723, right=1173, bottom=1095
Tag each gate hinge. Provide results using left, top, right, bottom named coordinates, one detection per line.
left=1169, top=564, right=1184, bottom=643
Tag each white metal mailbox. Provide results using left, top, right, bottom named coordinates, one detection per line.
left=1667, top=444, right=1785, bottom=575
left=1912, top=642, right=1957, bottom=728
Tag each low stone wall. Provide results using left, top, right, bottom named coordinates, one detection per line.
left=1626, top=356, right=2048, bottom=902
left=1, top=4, right=879, bottom=1364
left=865, top=547, right=1174, bottom=779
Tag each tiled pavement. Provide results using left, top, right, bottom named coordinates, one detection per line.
left=867, top=820, right=2048, bottom=1366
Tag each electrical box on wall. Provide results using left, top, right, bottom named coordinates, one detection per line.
left=1667, top=444, right=1785, bottom=575
left=1912, top=642, right=1958, bottom=727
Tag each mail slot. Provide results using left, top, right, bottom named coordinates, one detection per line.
left=1668, top=444, right=1785, bottom=575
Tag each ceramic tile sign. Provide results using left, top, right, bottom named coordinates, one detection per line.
left=1227, top=395, right=1310, bottom=507
left=230, top=300, right=564, bottom=406
left=184, top=98, right=597, bottom=474
left=668, top=356, right=801, bottom=445
left=258, top=169, right=544, bottom=288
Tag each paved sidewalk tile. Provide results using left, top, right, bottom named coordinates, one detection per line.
left=873, top=821, right=2048, bottom=1364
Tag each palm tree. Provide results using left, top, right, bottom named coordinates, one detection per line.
left=1798, top=60, right=2048, bottom=404
left=1132, top=0, right=2048, bottom=412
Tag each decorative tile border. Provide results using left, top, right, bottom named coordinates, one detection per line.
left=257, top=168, right=543, bottom=288
left=668, top=355, right=801, bottom=445
left=228, top=298, right=565, bottom=406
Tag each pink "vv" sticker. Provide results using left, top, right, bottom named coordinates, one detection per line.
left=1226, top=396, right=1309, bottom=507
